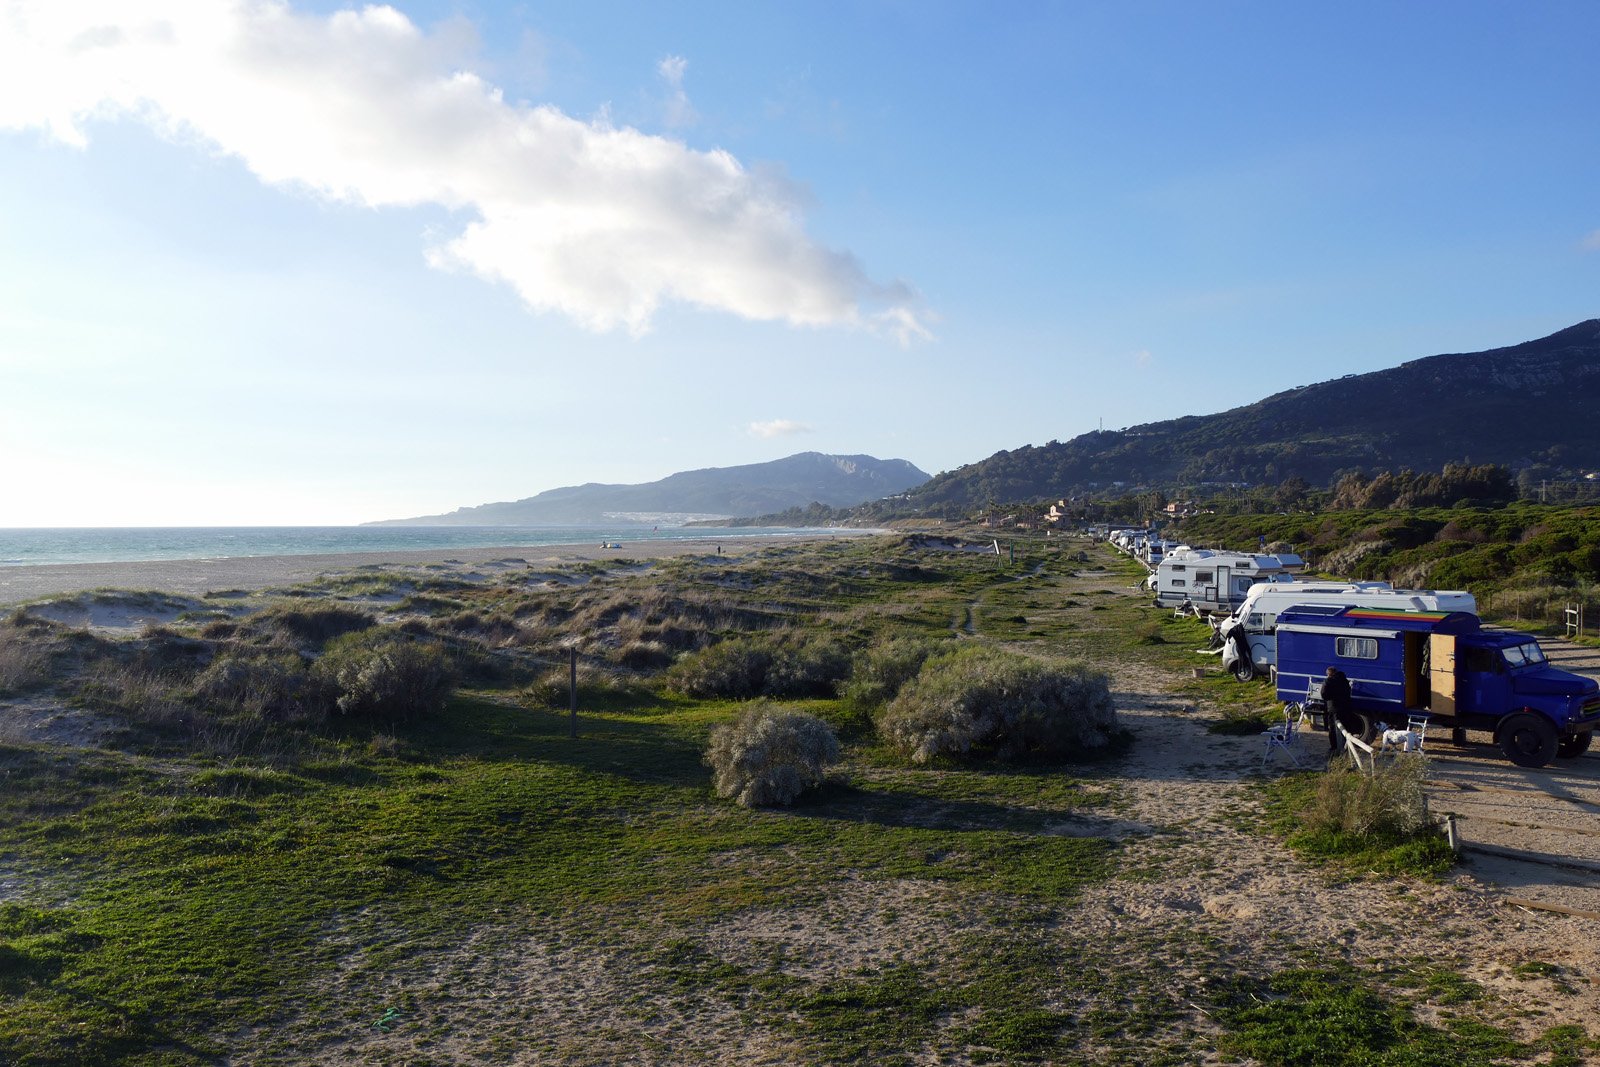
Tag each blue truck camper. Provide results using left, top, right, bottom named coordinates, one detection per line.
left=1274, top=605, right=1600, bottom=767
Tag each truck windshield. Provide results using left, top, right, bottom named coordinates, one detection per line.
left=1502, top=642, right=1548, bottom=669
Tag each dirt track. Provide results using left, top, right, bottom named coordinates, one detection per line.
left=1422, top=629, right=1600, bottom=918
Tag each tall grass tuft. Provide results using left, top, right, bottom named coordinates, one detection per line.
left=1301, top=758, right=1430, bottom=838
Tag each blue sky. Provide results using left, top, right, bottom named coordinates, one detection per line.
left=2, top=1, right=1597, bottom=525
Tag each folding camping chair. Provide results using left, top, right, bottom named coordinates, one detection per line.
left=1261, top=707, right=1303, bottom=769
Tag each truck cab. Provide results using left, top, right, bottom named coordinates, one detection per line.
left=1275, top=605, right=1599, bottom=767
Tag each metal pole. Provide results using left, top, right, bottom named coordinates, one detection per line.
left=568, top=646, right=578, bottom=739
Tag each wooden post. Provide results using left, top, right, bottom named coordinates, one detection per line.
left=568, top=646, right=578, bottom=739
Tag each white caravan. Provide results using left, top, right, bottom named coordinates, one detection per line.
left=1149, top=548, right=1290, bottom=614
left=1216, top=582, right=1478, bottom=681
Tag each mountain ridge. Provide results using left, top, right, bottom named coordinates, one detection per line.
left=366, top=452, right=930, bottom=526
left=897, top=319, right=1600, bottom=510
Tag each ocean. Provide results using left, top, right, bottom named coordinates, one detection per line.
left=0, top=526, right=858, bottom=567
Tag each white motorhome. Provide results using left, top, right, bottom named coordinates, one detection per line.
left=1149, top=548, right=1290, bottom=614
left=1216, top=582, right=1478, bottom=681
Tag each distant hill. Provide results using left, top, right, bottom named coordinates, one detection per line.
left=903, top=320, right=1600, bottom=509
left=367, top=452, right=930, bottom=526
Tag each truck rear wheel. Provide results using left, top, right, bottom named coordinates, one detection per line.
left=1500, top=713, right=1558, bottom=768
left=1557, top=733, right=1593, bottom=759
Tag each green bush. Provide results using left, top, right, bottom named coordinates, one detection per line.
left=667, top=634, right=850, bottom=699
left=877, top=645, right=1120, bottom=764
left=704, top=702, right=841, bottom=807
left=842, top=636, right=942, bottom=708
left=312, top=629, right=453, bottom=722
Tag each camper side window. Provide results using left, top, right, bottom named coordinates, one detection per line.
left=1335, top=637, right=1378, bottom=660
left=1170, top=564, right=1185, bottom=572
left=1170, top=579, right=1186, bottom=587
left=1195, top=570, right=1213, bottom=583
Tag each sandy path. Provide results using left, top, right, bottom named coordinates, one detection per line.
left=1075, top=659, right=1600, bottom=1053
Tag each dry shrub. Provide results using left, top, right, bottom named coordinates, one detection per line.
left=1435, top=521, right=1487, bottom=544
left=1302, top=758, right=1430, bottom=837
left=312, top=629, right=453, bottom=722
left=667, top=633, right=850, bottom=699
left=0, top=634, right=50, bottom=694
left=878, top=645, right=1120, bottom=764
left=78, top=663, right=187, bottom=725
left=191, top=653, right=323, bottom=724
left=704, top=702, right=840, bottom=807
left=617, top=638, right=672, bottom=669
left=521, top=662, right=637, bottom=708
left=428, top=609, right=529, bottom=649
left=242, top=606, right=374, bottom=650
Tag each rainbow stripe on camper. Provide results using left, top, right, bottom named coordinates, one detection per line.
left=1344, top=607, right=1456, bottom=623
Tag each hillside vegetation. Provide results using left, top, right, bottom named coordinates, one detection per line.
left=889, top=320, right=1600, bottom=513
left=1176, top=501, right=1600, bottom=623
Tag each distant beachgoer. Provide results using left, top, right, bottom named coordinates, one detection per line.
left=716, top=544, right=722, bottom=555
left=1323, top=666, right=1352, bottom=755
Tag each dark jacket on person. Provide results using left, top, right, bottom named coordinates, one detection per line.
left=1323, top=669, right=1353, bottom=749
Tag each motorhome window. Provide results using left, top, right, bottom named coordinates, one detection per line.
left=1170, top=579, right=1186, bottom=587
left=1247, top=613, right=1264, bottom=630
left=1462, top=647, right=1499, bottom=673
left=1171, top=565, right=1185, bottom=572
left=1196, top=571, right=1213, bottom=583
left=1335, top=637, right=1378, bottom=659
left=1502, top=643, right=1548, bottom=669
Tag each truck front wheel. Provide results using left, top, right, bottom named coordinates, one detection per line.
left=1500, top=713, right=1559, bottom=768
left=1557, top=732, right=1593, bottom=759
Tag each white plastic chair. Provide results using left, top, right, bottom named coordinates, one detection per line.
left=1406, top=713, right=1430, bottom=751
left=1261, top=709, right=1303, bottom=768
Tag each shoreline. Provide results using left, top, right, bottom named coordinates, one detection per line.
left=0, top=533, right=864, bottom=607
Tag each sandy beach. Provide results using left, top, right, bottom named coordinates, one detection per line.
left=0, top=534, right=850, bottom=608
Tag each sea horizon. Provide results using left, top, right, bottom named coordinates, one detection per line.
left=0, top=524, right=870, bottom=568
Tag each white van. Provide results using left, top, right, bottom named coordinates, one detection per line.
left=1217, top=582, right=1477, bottom=681
left=1151, top=548, right=1290, bottom=614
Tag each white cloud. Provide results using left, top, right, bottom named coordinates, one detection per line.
left=0, top=1, right=927, bottom=339
left=748, top=418, right=813, bottom=438
left=1132, top=348, right=1153, bottom=369
left=1582, top=229, right=1600, bottom=252
left=657, top=53, right=696, bottom=129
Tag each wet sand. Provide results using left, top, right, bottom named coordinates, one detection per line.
left=0, top=534, right=848, bottom=607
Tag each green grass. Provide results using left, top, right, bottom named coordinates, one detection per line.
left=0, top=535, right=1553, bottom=1064
left=1258, top=771, right=1459, bottom=878
left=0, top=686, right=1122, bottom=1063
left=1214, top=965, right=1524, bottom=1066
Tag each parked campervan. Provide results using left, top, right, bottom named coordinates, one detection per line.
left=1149, top=548, right=1290, bottom=614
left=1217, top=582, right=1476, bottom=681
